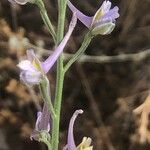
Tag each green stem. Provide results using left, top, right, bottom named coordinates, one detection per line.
left=44, top=141, right=52, bottom=150
left=39, top=77, right=56, bottom=119
left=64, top=32, right=93, bottom=73
left=57, top=0, right=67, bottom=42
left=51, top=0, right=67, bottom=150
left=35, top=0, right=57, bottom=43
left=42, top=140, right=52, bottom=150
left=51, top=70, right=64, bottom=150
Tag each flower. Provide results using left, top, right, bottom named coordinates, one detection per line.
left=8, top=0, right=29, bottom=5
left=17, top=50, right=44, bottom=85
left=64, top=110, right=93, bottom=150
left=35, top=104, right=50, bottom=132
left=67, top=0, right=119, bottom=35
left=17, top=13, right=77, bottom=85
left=76, top=137, right=93, bottom=150
left=30, top=103, right=50, bottom=141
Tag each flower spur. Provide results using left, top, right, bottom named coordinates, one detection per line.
left=17, top=13, right=77, bottom=85
left=64, top=110, right=93, bottom=150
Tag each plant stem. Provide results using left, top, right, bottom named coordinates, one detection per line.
left=36, top=0, right=57, bottom=43
left=43, top=140, right=52, bottom=150
left=51, top=0, right=67, bottom=150
left=64, top=32, right=93, bottom=73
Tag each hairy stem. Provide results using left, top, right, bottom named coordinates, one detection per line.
left=51, top=0, right=67, bottom=149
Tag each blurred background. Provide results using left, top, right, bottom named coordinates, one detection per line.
left=0, top=0, right=150, bottom=149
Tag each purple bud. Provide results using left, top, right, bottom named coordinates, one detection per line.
left=30, top=104, right=50, bottom=141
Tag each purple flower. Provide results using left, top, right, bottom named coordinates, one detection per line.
left=17, top=13, right=77, bottom=85
left=18, top=50, right=43, bottom=85
left=64, top=110, right=93, bottom=150
left=8, top=0, right=29, bottom=5
left=67, top=0, right=119, bottom=35
left=30, top=103, right=50, bottom=141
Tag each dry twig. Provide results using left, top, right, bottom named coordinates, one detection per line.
left=27, top=43, right=150, bottom=63
left=133, top=94, right=150, bottom=143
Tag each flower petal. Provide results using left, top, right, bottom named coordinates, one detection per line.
left=17, top=60, right=34, bottom=71
left=67, top=1, right=92, bottom=28
left=42, top=13, right=77, bottom=73
left=101, top=0, right=111, bottom=13
left=76, top=137, right=93, bottom=150
left=20, top=70, right=42, bottom=85
left=92, top=1, right=119, bottom=28
left=67, top=109, right=83, bottom=150
left=101, top=6, right=119, bottom=21
left=92, top=0, right=112, bottom=25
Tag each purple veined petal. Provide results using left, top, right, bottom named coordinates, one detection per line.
left=91, top=1, right=119, bottom=27
left=67, top=109, right=83, bottom=150
left=101, top=6, right=119, bottom=21
left=100, top=0, right=111, bottom=13
left=67, top=1, right=93, bottom=28
left=91, top=1, right=111, bottom=27
left=42, top=13, right=77, bottom=73
left=92, top=1, right=113, bottom=27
